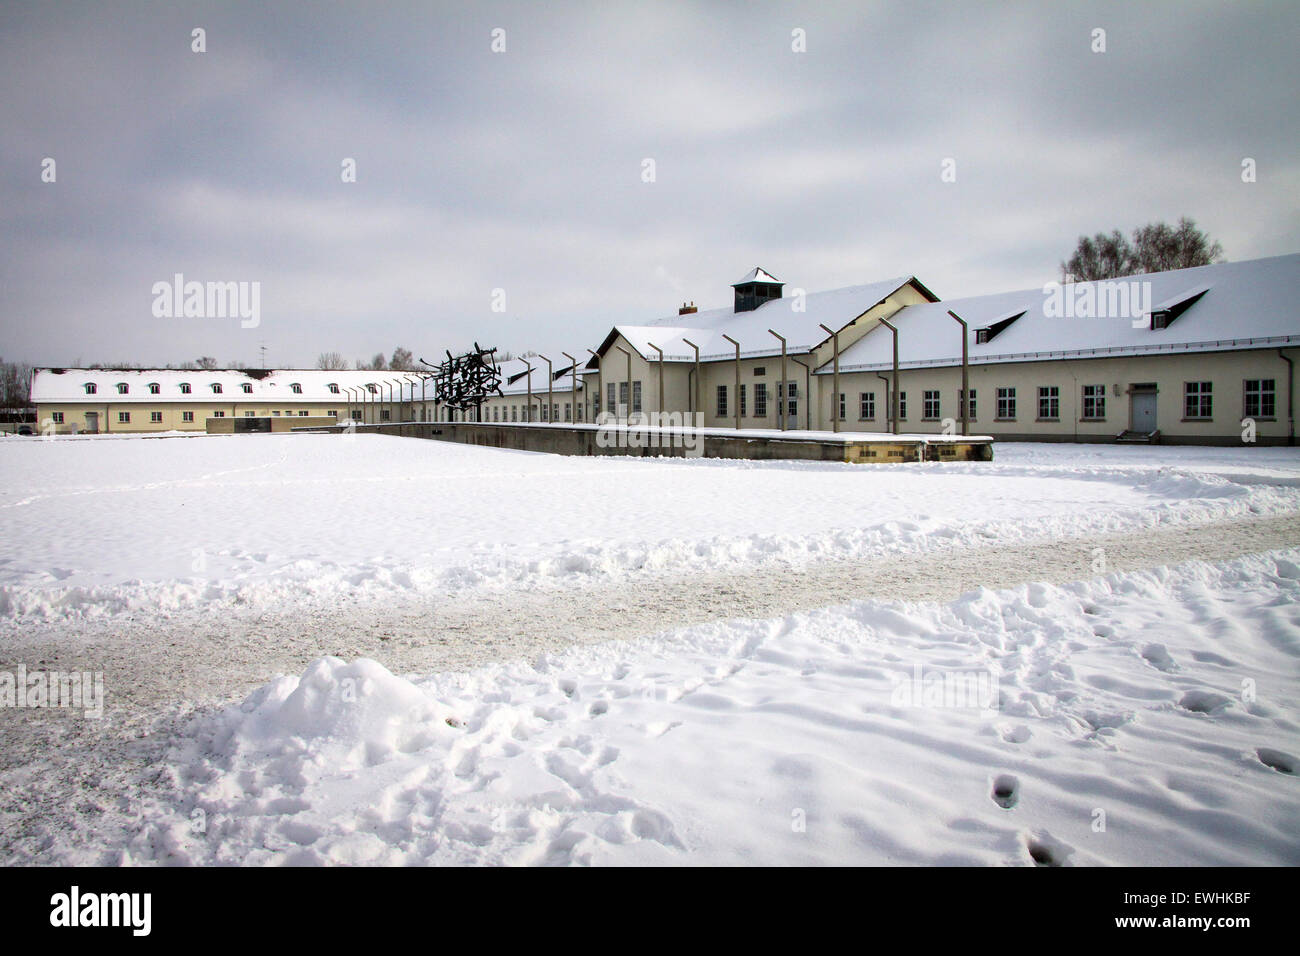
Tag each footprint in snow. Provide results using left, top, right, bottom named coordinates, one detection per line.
left=1025, top=831, right=1074, bottom=867
left=999, top=724, right=1032, bottom=744
left=1178, top=690, right=1233, bottom=715
left=992, top=774, right=1020, bottom=809
left=1140, top=644, right=1177, bottom=672
left=1256, top=748, right=1296, bottom=774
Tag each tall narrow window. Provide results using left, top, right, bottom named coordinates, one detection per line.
left=739, top=384, right=747, bottom=417
left=923, top=390, right=940, bottom=420
left=754, top=383, right=768, bottom=417
left=716, top=385, right=728, bottom=417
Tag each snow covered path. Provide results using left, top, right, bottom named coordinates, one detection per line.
left=6, top=547, right=1298, bottom=866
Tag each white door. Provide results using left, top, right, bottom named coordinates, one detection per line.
left=778, top=381, right=799, bottom=429
left=1131, top=392, right=1157, bottom=432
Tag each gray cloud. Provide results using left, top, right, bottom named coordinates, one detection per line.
left=2, top=0, right=1296, bottom=368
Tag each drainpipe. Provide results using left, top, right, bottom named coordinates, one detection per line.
left=682, top=338, right=701, bottom=421
left=562, top=352, right=577, bottom=423
left=615, top=345, right=632, bottom=422
left=646, top=342, right=665, bottom=421
left=585, top=349, right=602, bottom=422
left=790, top=357, right=811, bottom=431
left=948, top=310, right=969, bottom=436
left=879, top=318, right=900, bottom=435
left=1281, top=348, right=1295, bottom=446
left=722, top=334, right=741, bottom=431
left=768, top=329, right=788, bottom=431
left=819, top=323, right=840, bottom=433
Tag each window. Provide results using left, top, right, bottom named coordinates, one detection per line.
left=716, top=385, right=728, bottom=417
left=976, top=329, right=991, bottom=344
left=898, top=391, right=907, bottom=419
left=272, top=410, right=281, bottom=417
left=242, top=383, right=253, bottom=394
left=328, top=383, right=340, bottom=394
left=84, top=383, right=97, bottom=394
left=958, top=388, right=976, bottom=420
left=51, top=412, right=64, bottom=423
left=753, top=367, right=765, bottom=377
left=299, top=410, right=309, bottom=416
left=150, top=411, right=162, bottom=423
left=212, top=410, right=226, bottom=418
left=779, top=381, right=798, bottom=420
left=367, top=384, right=378, bottom=394
left=1244, top=379, right=1276, bottom=419
left=1185, top=381, right=1212, bottom=419
left=632, top=381, right=642, bottom=414
left=116, top=383, right=129, bottom=394
left=923, top=390, right=941, bottom=420
left=755, top=383, right=768, bottom=417
left=179, top=383, right=191, bottom=394
left=118, top=411, right=130, bottom=423
left=211, top=384, right=222, bottom=394
left=859, top=391, right=876, bottom=420
left=1082, top=384, right=1106, bottom=420
left=493, top=407, right=499, bottom=422
left=244, top=410, right=255, bottom=417
left=740, top=384, right=747, bottom=417
left=327, top=410, right=337, bottom=418
left=182, top=411, right=194, bottom=422
left=565, top=403, right=572, bottom=422
left=1037, top=386, right=1060, bottom=421
left=381, top=410, right=391, bottom=421
left=839, top=393, right=846, bottom=421
left=996, top=387, right=1016, bottom=420
left=291, top=383, right=302, bottom=394
left=148, top=383, right=160, bottom=394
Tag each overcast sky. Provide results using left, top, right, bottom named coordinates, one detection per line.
left=2, top=0, right=1297, bottom=369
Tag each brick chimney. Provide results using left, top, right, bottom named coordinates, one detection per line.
left=679, top=301, right=697, bottom=315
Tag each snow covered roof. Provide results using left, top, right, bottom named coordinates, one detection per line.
left=29, top=368, right=435, bottom=403
left=733, top=267, right=782, bottom=286
left=598, top=276, right=933, bottom=363
left=826, top=254, right=1300, bottom=373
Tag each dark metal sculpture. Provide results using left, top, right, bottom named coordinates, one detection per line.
left=420, top=343, right=502, bottom=419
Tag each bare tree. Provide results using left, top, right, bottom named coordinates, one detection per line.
left=1062, top=218, right=1224, bottom=281
left=196, top=356, right=219, bottom=370
left=390, top=347, right=415, bottom=371
left=368, top=352, right=387, bottom=370
left=316, top=351, right=349, bottom=370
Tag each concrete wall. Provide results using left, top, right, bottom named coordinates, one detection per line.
left=295, top=421, right=993, bottom=463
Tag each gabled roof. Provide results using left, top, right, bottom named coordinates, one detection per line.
left=593, top=275, right=936, bottom=363
left=826, top=254, right=1300, bottom=373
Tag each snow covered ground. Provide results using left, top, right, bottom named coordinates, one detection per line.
left=1, top=433, right=1298, bottom=622
left=2, top=434, right=1298, bottom=867
left=111, top=549, right=1300, bottom=866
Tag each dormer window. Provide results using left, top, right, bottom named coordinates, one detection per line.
left=116, top=383, right=129, bottom=394
left=973, top=310, right=1025, bottom=345
left=148, top=383, right=160, bottom=394
left=1147, top=285, right=1210, bottom=331
left=179, top=383, right=192, bottom=394
left=241, top=383, right=253, bottom=393
left=291, top=383, right=302, bottom=394
left=84, top=383, right=97, bottom=395
left=211, top=383, right=223, bottom=394
left=367, top=383, right=378, bottom=394
left=328, top=383, right=340, bottom=394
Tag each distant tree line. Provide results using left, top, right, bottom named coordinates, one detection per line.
left=1061, top=217, right=1224, bottom=282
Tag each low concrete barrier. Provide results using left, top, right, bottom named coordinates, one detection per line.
left=293, top=420, right=994, bottom=463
